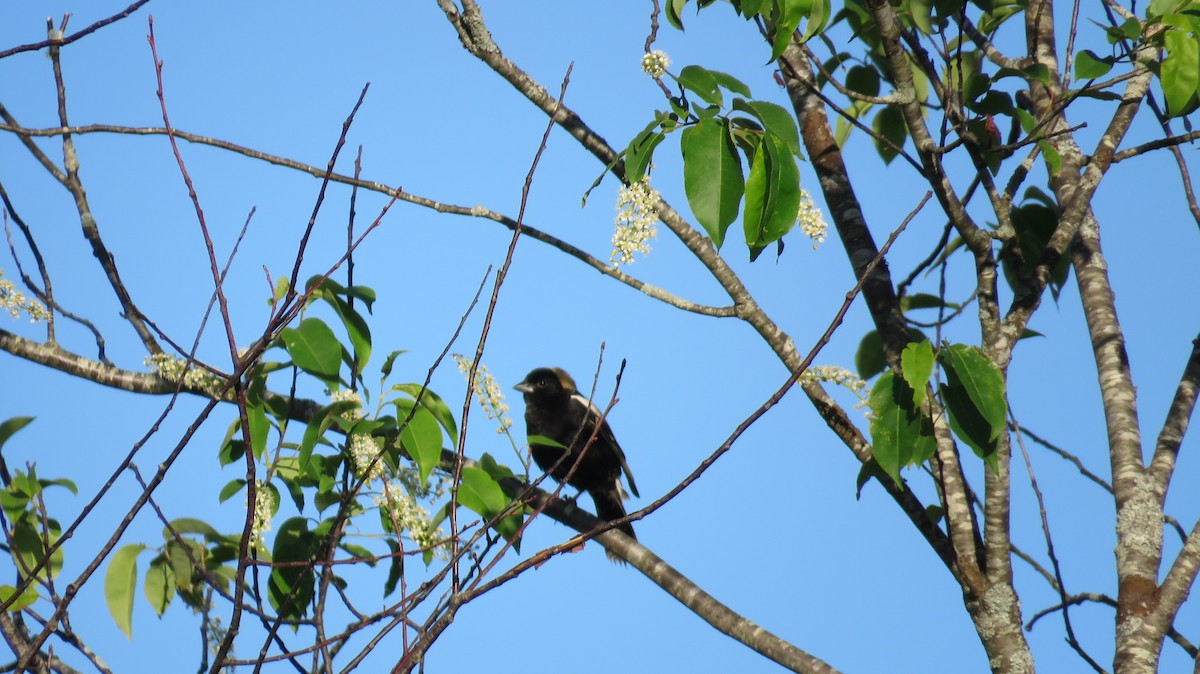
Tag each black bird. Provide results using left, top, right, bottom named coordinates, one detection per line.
left=514, top=367, right=640, bottom=554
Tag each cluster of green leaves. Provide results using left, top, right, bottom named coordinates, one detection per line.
left=999, top=187, right=1071, bottom=300
left=0, top=417, right=74, bottom=613
left=667, top=0, right=831, bottom=57
left=1118, top=0, right=1195, bottom=116
left=828, top=0, right=1072, bottom=172
left=101, top=277, right=523, bottom=634
left=626, top=64, right=807, bottom=260
left=1079, top=0, right=1200, bottom=117
left=862, top=340, right=1007, bottom=485
left=106, top=520, right=240, bottom=638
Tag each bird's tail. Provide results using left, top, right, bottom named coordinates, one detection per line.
left=591, top=484, right=636, bottom=563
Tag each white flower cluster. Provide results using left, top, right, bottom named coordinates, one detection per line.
left=453, top=355, right=513, bottom=433
left=800, top=365, right=869, bottom=410
left=145, top=353, right=224, bottom=395
left=800, top=365, right=864, bottom=391
left=394, top=464, right=448, bottom=502
left=641, top=50, right=671, bottom=78
left=797, top=189, right=828, bottom=250
left=251, top=481, right=275, bottom=543
left=0, top=273, right=50, bottom=322
left=330, top=388, right=365, bottom=421
left=348, top=433, right=385, bottom=482
left=376, top=481, right=447, bottom=559
left=611, top=177, right=661, bottom=266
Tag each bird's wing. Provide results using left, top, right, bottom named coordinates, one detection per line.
left=573, top=393, right=640, bottom=499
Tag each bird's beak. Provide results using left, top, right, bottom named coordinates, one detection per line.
left=513, top=381, right=533, bottom=394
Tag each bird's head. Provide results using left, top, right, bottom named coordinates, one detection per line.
left=513, top=367, right=577, bottom=403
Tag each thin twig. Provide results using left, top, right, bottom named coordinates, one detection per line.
left=1011, top=415, right=1106, bottom=673
left=0, top=0, right=151, bottom=59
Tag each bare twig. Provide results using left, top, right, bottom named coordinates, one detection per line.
left=1011, top=416, right=1106, bottom=673
left=0, top=0, right=151, bottom=59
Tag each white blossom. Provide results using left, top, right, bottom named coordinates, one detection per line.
left=0, top=272, right=50, bottom=322
left=797, top=189, right=828, bottom=250
left=348, top=433, right=385, bottom=482
left=453, top=355, right=513, bottom=433
left=611, top=177, right=661, bottom=266
left=145, top=353, right=224, bottom=395
left=376, top=481, right=447, bottom=559
left=331, top=389, right=365, bottom=420
left=641, top=50, right=671, bottom=78
left=251, top=481, right=275, bottom=543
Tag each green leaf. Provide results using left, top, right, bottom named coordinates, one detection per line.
left=0, top=417, right=34, bottom=452
left=380, top=349, right=407, bottom=379
left=1038, top=140, right=1062, bottom=176
left=38, top=477, right=78, bottom=495
left=383, top=538, right=403, bottom=597
left=900, top=293, right=959, bottom=312
left=324, top=292, right=373, bottom=373
left=457, top=467, right=507, bottom=516
left=1119, top=17, right=1143, bottom=41
left=218, top=419, right=244, bottom=466
left=846, top=64, right=881, bottom=97
left=479, top=452, right=517, bottom=481
left=771, top=0, right=810, bottom=58
left=245, top=378, right=270, bottom=461
left=1161, top=16, right=1200, bottom=115
left=665, top=0, right=687, bottom=29
left=900, top=340, right=935, bottom=407
left=872, top=104, right=907, bottom=164
left=855, top=330, right=887, bottom=379
left=731, top=99, right=803, bottom=158
left=674, top=65, right=753, bottom=103
left=399, top=406, right=444, bottom=486
left=1148, top=0, right=1189, bottom=17
left=299, top=402, right=355, bottom=476
left=939, top=344, right=1007, bottom=437
left=868, top=371, right=934, bottom=484
left=625, top=121, right=667, bottom=183
left=978, top=0, right=1024, bottom=32
left=279, top=318, right=342, bottom=385
left=392, top=383, right=459, bottom=445
left=269, top=517, right=316, bottom=621
left=459, top=467, right=522, bottom=542
left=681, top=117, right=745, bottom=247
left=743, top=131, right=802, bottom=260
left=709, top=69, right=753, bottom=98
left=219, top=479, right=247, bottom=503
left=105, top=544, right=144, bottom=639
left=303, top=276, right=376, bottom=311
left=339, top=542, right=376, bottom=565
left=11, top=518, right=63, bottom=581
left=854, top=458, right=890, bottom=499
left=802, top=0, right=832, bottom=41
left=908, top=0, right=935, bottom=33
left=272, top=276, right=290, bottom=304
left=938, top=344, right=1007, bottom=465
left=1023, top=63, right=1051, bottom=85
left=1074, top=49, right=1114, bottom=80
left=527, top=434, right=567, bottom=450
left=1000, top=200, right=1069, bottom=296
left=143, top=555, right=176, bottom=617
left=165, top=518, right=222, bottom=541
left=0, top=583, right=38, bottom=612
left=676, top=65, right=724, bottom=106
left=165, top=539, right=205, bottom=606
left=940, top=382, right=998, bottom=466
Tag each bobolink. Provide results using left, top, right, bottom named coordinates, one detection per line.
left=514, top=367, right=640, bottom=554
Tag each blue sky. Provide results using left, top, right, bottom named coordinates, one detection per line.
left=2, top=2, right=1198, bottom=672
